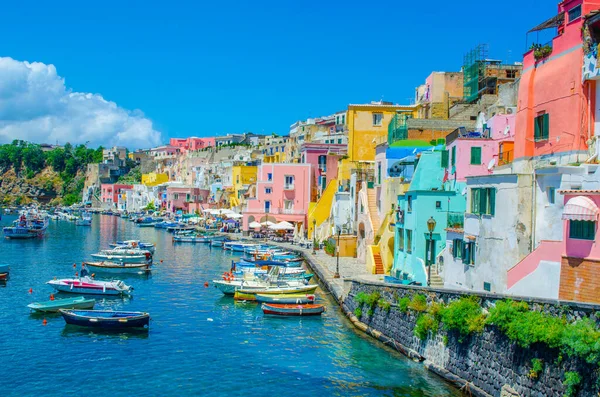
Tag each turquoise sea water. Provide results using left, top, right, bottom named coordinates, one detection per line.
left=0, top=214, right=458, bottom=396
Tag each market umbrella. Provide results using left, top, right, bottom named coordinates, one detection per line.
left=249, top=221, right=262, bottom=228
left=227, top=213, right=243, bottom=219
left=261, top=221, right=275, bottom=227
left=270, top=221, right=295, bottom=231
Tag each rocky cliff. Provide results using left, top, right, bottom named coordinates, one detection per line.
left=0, top=167, right=84, bottom=205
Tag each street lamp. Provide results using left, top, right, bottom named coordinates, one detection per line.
left=312, top=218, right=317, bottom=255
left=334, top=227, right=341, bottom=279
left=426, top=216, right=436, bottom=287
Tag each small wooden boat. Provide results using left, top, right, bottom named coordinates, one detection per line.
left=261, top=303, right=325, bottom=316
left=172, top=235, right=211, bottom=243
left=84, top=262, right=151, bottom=274
left=237, top=284, right=318, bottom=295
left=0, top=264, right=9, bottom=273
left=234, top=291, right=257, bottom=301
left=47, top=277, right=133, bottom=295
left=59, top=309, right=150, bottom=329
left=28, top=296, right=96, bottom=313
left=0, top=273, right=7, bottom=281
left=255, top=293, right=316, bottom=304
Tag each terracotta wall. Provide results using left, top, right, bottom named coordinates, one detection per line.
left=559, top=256, right=600, bottom=303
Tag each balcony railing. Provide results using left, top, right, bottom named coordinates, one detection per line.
left=498, top=150, right=513, bottom=166
left=283, top=184, right=295, bottom=190
left=447, top=212, right=464, bottom=229
left=272, top=208, right=304, bottom=215
left=388, top=113, right=411, bottom=145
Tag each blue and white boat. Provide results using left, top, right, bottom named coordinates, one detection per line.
left=224, top=242, right=258, bottom=252
left=75, top=211, right=92, bottom=226
left=154, top=221, right=181, bottom=229
left=3, top=213, right=48, bottom=239
left=59, top=309, right=150, bottom=329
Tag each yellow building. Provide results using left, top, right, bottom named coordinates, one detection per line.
left=229, top=165, right=257, bottom=207
left=347, top=101, right=416, bottom=162
left=262, top=153, right=286, bottom=163
left=141, top=172, right=169, bottom=187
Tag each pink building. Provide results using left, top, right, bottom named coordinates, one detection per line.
left=242, top=164, right=312, bottom=231
left=300, top=143, right=346, bottom=200
left=165, top=186, right=210, bottom=214
left=514, top=0, right=600, bottom=163
left=170, top=137, right=215, bottom=152
left=445, top=114, right=515, bottom=182
left=100, top=183, right=133, bottom=207
left=149, top=145, right=181, bottom=158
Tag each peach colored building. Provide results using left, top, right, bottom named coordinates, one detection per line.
left=514, top=0, right=600, bottom=164
left=242, top=164, right=312, bottom=231
left=299, top=143, right=346, bottom=201
left=165, top=186, right=210, bottom=213
left=100, top=183, right=133, bottom=207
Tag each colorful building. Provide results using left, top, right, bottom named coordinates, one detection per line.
left=242, top=164, right=312, bottom=231
left=100, top=183, right=133, bottom=209
left=299, top=143, right=346, bottom=201
left=229, top=165, right=258, bottom=208
left=347, top=101, right=417, bottom=162
left=170, top=137, right=215, bottom=152
left=392, top=150, right=466, bottom=286
left=514, top=0, right=600, bottom=166
left=165, top=185, right=210, bottom=214
left=141, top=172, right=169, bottom=187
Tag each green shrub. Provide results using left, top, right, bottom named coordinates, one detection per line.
left=563, top=371, right=582, bottom=397
left=356, top=291, right=381, bottom=309
left=354, top=307, right=362, bottom=318
left=528, top=358, right=543, bottom=379
left=440, top=297, right=485, bottom=341
left=415, top=314, right=438, bottom=340
left=398, top=297, right=410, bottom=313
left=377, top=298, right=391, bottom=313
left=561, top=318, right=600, bottom=364
left=409, top=294, right=428, bottom=312
left=367, top=308, right=374, bottom=316
left=428, top=301, right=444, bottom=320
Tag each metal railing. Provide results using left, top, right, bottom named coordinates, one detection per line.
left=447, top=212, right=464, bottom=229
left=498, top=150, right=513, bottom=166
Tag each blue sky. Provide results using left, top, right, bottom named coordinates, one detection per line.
left=0, top=0, right=556, bottom=146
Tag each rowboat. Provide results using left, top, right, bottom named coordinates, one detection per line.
left=59, top=310, right=150, bottom=329
left=110, top=240, right=155, bottom=253
left=84, top=262, right=152, bottom=274
left=233, top=291, right=258, bottom=301
left=47, top=277, right=133, bottom=295
left=0, top=264, right=9, bottom=273
left=223, top=242, right=258, bottom=252
left=256, top=293, right=316, bottom=304
left=0, top=273, right=7, bottom=281
left=28, top=297, right=96, bottom=313
left=91, top=249, right=152, bottom=264
left=261, top=303, right=325, bottom=316
left=173, top=235, right=211, bottom=243
left=237, top=284, right=318, bottom=296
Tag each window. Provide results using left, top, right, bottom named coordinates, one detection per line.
left=471, top=188, right=496, bottom=216
left=547, top=187, right=556, bottom=204
left=441, top=150, right=449, bottom=168
left=569, top=220, right=596, bottom=240
left=336, top=116, right=339, bottom=124
left=506, top=69, right=516, bottom=79
left=406, top=230, right=412, bottom=254
left=398, top=228, right=404, bottom=252
left=436, top=201, right=441, bottom=209
left=186, top=193, right=191, bottom=202
left=267, top=173, right=273, bottom=181
left=462, top=241, right=476, bottom=265
left=284, top=200, right=293, bottom=210
left=342, top=115, right=345, bottom=124
left=407, top=195, right=412, bottom=212
left=173, top=193, right=179, bottom=200
left=264, top=200, right=271, bottom=213
left=377, top=162, right=382, bottom=185
left=451, top=146, right=456, bottom=166
left=285, top=175, right=294, bottom=187
left=483, top=282, right=491, bottom=292
left=373, top=113, right=383, bottom=126
left=452, top=239, right=463, bottom=259
left=568, top=4, right=581, bottom=22
left=338, top=139, right=342, bottom=144
left=470, top=147, right=482, bottom=165
left=534, top=113, right=549, bottom=141
left=265, top=187, right=272, bottom=194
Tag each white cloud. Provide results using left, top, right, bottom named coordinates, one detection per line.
left=0, top=57, right=162, bottom=149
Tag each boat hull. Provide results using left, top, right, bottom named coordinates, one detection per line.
left=28, top=297, right=96, bottom=313
left=60, top=310, right=150, bottom=329
left=261, top=303, right=325, bottom=316
left=84, top=262, right=151, bottom=274
left=90, top=254, right=148, bottom=263
left=47, top=279, right=132, bottom=296
left=255, top=294, right=316, bottom=304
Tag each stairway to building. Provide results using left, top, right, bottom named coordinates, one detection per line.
left=429, top=267, right=444, bottom=288
left=366, top=188, right=381, bottom=232
left=373, top=252, right=384, bottom=275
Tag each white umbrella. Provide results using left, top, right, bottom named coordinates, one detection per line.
left=249, top=221, right=262, bottom=228
left=261, top=221, right=275, bottom=227
left=202, top=208, right=212, bottom=213
left=270, top=221, right=295, bottom=231
left=227, top=213, right=243, bottom=219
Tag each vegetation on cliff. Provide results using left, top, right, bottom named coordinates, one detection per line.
left=0, top=140, right=103, bottom=205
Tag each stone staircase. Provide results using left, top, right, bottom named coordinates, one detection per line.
left=429, top=267, right=444, bottom=288
left=366, top=188, right=380, bottom=232
left=373, top=252, right=384, bottom=274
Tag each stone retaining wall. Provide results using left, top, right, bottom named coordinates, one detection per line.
left=342, top=280, right=600, bottom=397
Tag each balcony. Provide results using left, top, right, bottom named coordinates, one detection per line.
left=272, top=208, right=304, bottom=215
left=498, top=150, right=514, bottom=166
left=283, top=184, right=295, bottom=190
left=447, top=212, right=464, bottom=229
left=387, top=113, right=410, bottom=145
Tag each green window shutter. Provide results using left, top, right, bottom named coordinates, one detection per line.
left=534, top=116, right=541, bottom=140
left=441, top=150, right=449, bottom=168
left=480, top=189, right=487, bottom=215
left=488, top=188, right=496, bottom=216
left=452, top=240, right=457, bottom=258
left=543, top=113, right=549, bottom=140
left=462, top=243, right=469, bottom=264
left=470, top=147, right=481, bottom=165
left=451, top=146, right=456, bottom=166
left=471, top=188, right=480, bottom=214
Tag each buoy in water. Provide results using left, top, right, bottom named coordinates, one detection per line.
left=49, top=294, right=55, bottom=301
left=160, top=260, right=163, bottom=263
left=28, top=288, right=33, bottom=294
left=204, top=282, right=209, bottom=288
left=42, top=318, right=47, bottom=326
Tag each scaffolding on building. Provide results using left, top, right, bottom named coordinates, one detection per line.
left=463, top=44, right=488, bottom=103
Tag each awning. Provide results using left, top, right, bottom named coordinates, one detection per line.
left=562, top=196, right=599, bottom=221
left=528, top=12, right=565, bottom=33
